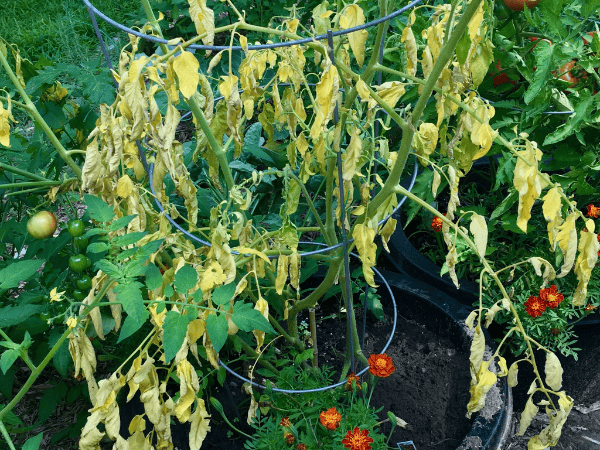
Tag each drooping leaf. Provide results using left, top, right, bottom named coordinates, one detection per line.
left=524, top=39, right=554, bottom=104
left=544, top=352, right=563, bottom=391
left=173, top=50, right=200, bottom=99
left=517, top=396, right=539, bottom=436
left=469, top=213, right=488, bottom=258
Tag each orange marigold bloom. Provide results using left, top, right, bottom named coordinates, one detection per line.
left=524, top=296, right=546, bottom=318
left=586, top=204, right=600, bottom=218
left=539, top=285, right=564, bottom=309
left=346, top=373, right=362, bottom=391
left=342, top=427, right=374, bottom=450
left=431, top=216, right=443, bottom=232
left=586, top=303, right=598, bottom=311
left=550, top=328, right=560, bottom=336
left=280, top=416, right=291, bottom=427
left=296, top=445, right=307, bottom=450
left=368, top=353, right=395, bottom=378
left=284, top=433, right=295, bottom=445
left=319, top=407, right=341, bottom=431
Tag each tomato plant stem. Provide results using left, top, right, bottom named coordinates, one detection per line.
left=0, top=162, right=49, bottom=182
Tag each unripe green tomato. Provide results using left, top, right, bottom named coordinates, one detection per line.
left=73, top=289, right=87, bottom=301
left=69, top=254, right=87, bottom=272
left=54, top=302, right=67, bottom=314
left=39, top=311, right=52, bottom=322
left=27, top=211, right=57, bottom=240
left=73, top=235, right=89, bottom=250
left=67, top=219, right=86, bottom=237
left=76, top=275, right=92, bottom=291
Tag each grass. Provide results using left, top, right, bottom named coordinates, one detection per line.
left=0, top=0, right=143, bottom=66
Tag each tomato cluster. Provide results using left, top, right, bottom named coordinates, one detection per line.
left=66, top=219, right=93, bottom=301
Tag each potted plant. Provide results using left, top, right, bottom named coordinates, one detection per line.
left=0, top=0, right=593, bottom=449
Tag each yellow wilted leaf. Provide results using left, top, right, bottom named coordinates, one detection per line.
left=375, top=81, right=405, bottom=110
left=207, top=51, right=223, bottom=74
left=219, top=74, right=238, bottom=100
left=289, top=251, right=300, bottom=290
left=173, top=50, right=200, bottom=99
left=528, top=257, right=556, bottom=285
left=545, top=352, right=563, bottom=391
left=309, top=62, right=338, bottom=139
left=379, top=218, right=397, bottom=253
left=339, top=5, right=368, bottom=66
left=0, top=101, right=13, bottom=147
left=517, top=397, right=539, bottom=436
left=412, top=123, right=438, bottom=165
left=253, top=298, right=269, bottom=351
left=542, top=187, right=563, bottom=248
left=513, top=141, right=543, bottom=232
left=497, top=356, right=508, bottom=377
left=555, top=213, right=577, bottom=277
left=469, top=325, right=485, bottom=377
left=466, top=361, right=497, bottom=418
left=469, top=213, right=488, bottom=258
left=508, top=362, right=518, bottom=387
left=175, top=359, right=199, bottom=422
left=81, top=138, right=101, bottom=191
left=189, top=399, right=211, bottom=450
left=445, top=244, right=459, bottom=289
left=356, top=78, right=370, bottom=102
left=120, top=56, right=148, bottom=140
left=527, top=391, right=573, bottom=449
left=573, top=222, right=599, bottom=305
left=275, top=255, right=289, bottom=295
left=188, top=0, right=215, bottom=47
left=342, top=126, right=362, bottom=181
left=352, top=223, right=377, bottom=287
left=401, top=12, right=418, bottom=77
left=199, top=260, right=226, bottom=294
left=117, top=174, right=134, bottom=198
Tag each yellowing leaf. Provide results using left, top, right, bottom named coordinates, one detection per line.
left=339, top=5, right=368, bottom=66
left=188, top=0, right=215, bottom=47
left=173, top=50, right=200, bottom=99
left=573, top=223, right=599, bottom=305
left=513, top=141, right=543, bottom=232
left=356, top=78, right=370, bottom=102
left=517, top=397, right=539, bottom=436
left=342, top=126, right=363, bottom=181
left=289, top=251, right=300, bottom=290
left=508, top=362, right=519, bottom=387
left=469, top=213, right=488, bottom=258
left=309, top=62, right=338, bottom=139
left=117, top=174, right=134, bottom=198
left=0, top=101, right=13, bottom=147
left=412, top=123, right=438, bottom=165
left=401, top=16, right=418, bottom=77
left=275, top=255, right=289, bottom=295
left=352, top=223, right=377, bottom=287
left=544, top=352, right=563, bottom=391
left=542, top=187, right=563, bottom=248
left=555, top=213, right=577, bottom=277
left=253, top=298, right=269, bottom=350
left=189, top=399, right=211, bottom=450
left=375, top=81, right=405, bottom=110
left=379, top=218, right=397, bottom=253
left=466, top=361, right=497, bottom=418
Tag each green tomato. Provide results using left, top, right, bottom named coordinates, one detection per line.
left=27, top=211, right=57, bottom=240
left=76, top=275, right=92, bottom=291
left=73, top=289, right=87, bottom=301
left=73, top=235, right=89, bottom=250
left=54, top=302, right=68, bottom=315
left=39, top=311, right=52, bottom=322
left=69, top=254, right=87, bottom=273
left=67, top=219, right=86, bottom=237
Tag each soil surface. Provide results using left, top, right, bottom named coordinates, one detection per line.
left=199, top=275, right=475, bottom=450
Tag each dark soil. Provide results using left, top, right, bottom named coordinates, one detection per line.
left=199, top=274, right=475, bottom=450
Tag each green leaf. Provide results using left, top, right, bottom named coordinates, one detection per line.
left=83, top=194, right=114, bottom=223
left=524, top=40, right=554, bottom=105
left=217, top=366, right=226, bottom=386
left=22, top=432, right=44, bottom=450
left=294, top=348, right=314, bottom=365
left=0, top=406, right=22, bottom=425
left=581, top=0, right=600, bottom=17
left=455, top=31, right=471, bottom=66
left=490, top=190, right=518, bottom=221
left=112, top=232, right=148, bottom=248
left=163, top=311, right=192, bottom=363
left=232, top=302, right=275, bottom=334
left=0, top=349, right=19, bottom=374
left=174, top=265, right=198, bottom=293
left=206, top=314, right=228, bottom=353
left=118, top=314, right=148, bottom=343
left=145, top=264, right=163, bottom=290
left=38, top=383, right=67, bottom=424
left=544, top=91, right=595, bottom=146
left=212, top=281, right=236, bottom=306
left=108, top=214, right=138, bottom=231
left=493, top=153, right=516, bottom=191
left=0, top=260, right=44, bottom=291
left=0, top=305, right=43, bottom=327
left=83, top=228, right=107, bottom=239
left=365, top=293, right=384, bottom=321
left=94, top=260, right=122, bottom=279
left=137, top=239, right=164, bottom=260
left=87, top=242, right=109, bottom=254
left=115, top=248, right=139, bottom=261
left=114, top=282, right=148, bottom=342
left=48, top=330, right=70, bottom=377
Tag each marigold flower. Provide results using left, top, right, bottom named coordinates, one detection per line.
left=586, top=204, right=600, bottom=218
left=524, top=295, right=546, bottom=318
left=346, top=373, right=362, bottom=391
left=368, top=353, right=395, bottom=378
left=550, top=328, right=560, bottom=336
left=539, top=285, right=564, bottom=309
left=342, top=427, right=374, bottom=450
left=319, top=407, right=341, bottom=431
left=284, top=433, right=295, bottom=445
left=280, top=416, right=291, bottom=427
left=431, top=216, right=443, bottom=232
left=296, top=445, right=307, bottom=450
left=586, top=303, right=598, bottom=311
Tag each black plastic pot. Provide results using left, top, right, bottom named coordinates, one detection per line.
left=379, top=270, right=512, bottom=450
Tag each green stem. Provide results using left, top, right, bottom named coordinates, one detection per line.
left=0, top=422, right=17, bottom=450
left=288, top=171, right=330, bottom=245
left=187, top=93, right=236, bottom=191
left=140, top=0, right=170, bottom=55
left=0, top=51, right=81, bottom=179
left=0, top=162, right=49, bottom=182
left=0, top=180, right=70, bottom=189
left=233, top=335, right=279, bottom=376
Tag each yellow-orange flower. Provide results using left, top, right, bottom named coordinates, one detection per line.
left=319, top=407, right=341, bottom=431
left=346, top=373, right=362, bottom=391
left=284, top=433, right=295, bottom=445
left=524, top=296, right=546, bottom=318
left=280, top=416, right=291, bottom=427
left=296, top=444, right=307, bottom=450
left=539, top=285, right=564, bottom=309
left=342, top=427, right=373, bottom=450
left=431, top=216, right=443, bottom=232
left=587, top=204, right=600, bottom=218
left=368, top=353, right=395, bottom=378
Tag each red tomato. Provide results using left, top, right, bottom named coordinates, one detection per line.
left=503, top=0, right=541, bottom=11
left=582, top=31, right=599, bottom=45
left=557, top=61, right=579, bottom=86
